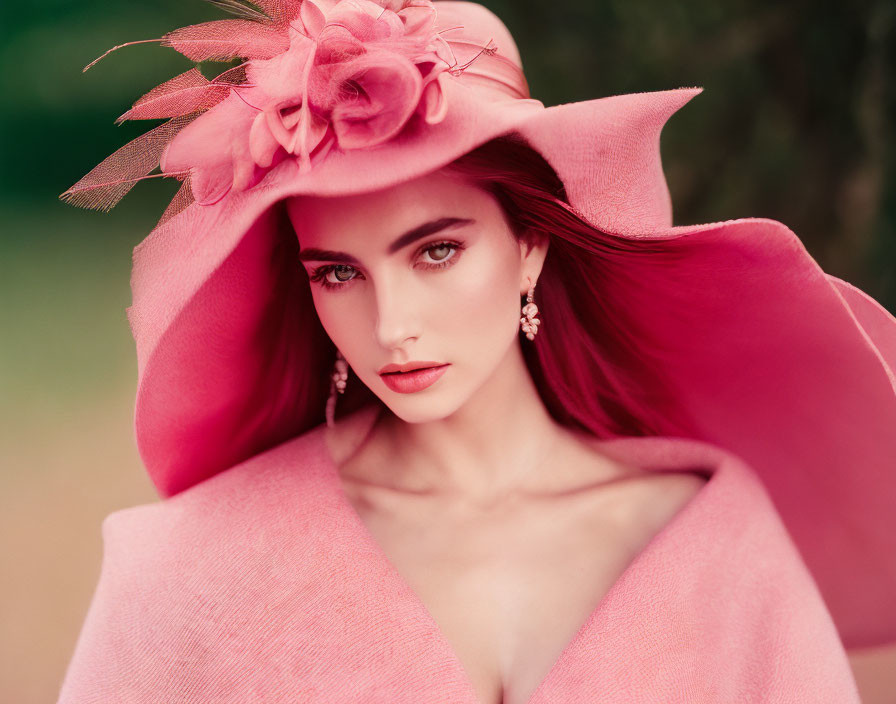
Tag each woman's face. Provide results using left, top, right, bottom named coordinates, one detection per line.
left=287, top=168, right=548, bottom=423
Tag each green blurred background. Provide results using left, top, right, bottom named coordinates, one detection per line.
left=2, top=1, right=894, bottom=701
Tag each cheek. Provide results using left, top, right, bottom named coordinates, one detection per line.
left=439, top=246, right=521, bottom=342
left=311, top=292, right=361, bottom=350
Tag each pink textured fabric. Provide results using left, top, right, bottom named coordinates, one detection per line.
left=56, top=424, right=862, bottom=702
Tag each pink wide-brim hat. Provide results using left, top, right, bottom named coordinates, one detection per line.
left=66, top=1, right=894, bottom=650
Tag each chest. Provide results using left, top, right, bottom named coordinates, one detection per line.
left=340, top=471, right=707, bottom=704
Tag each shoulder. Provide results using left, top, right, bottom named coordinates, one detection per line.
left=60, top=428, right=358, bottom=704
left=548, top=429, right=711, bottom=545
left=553, top=431, right=803, bottom=558
left=553, top=427, right=713, bottom=491
left=102, top=423, right=337, bottom=557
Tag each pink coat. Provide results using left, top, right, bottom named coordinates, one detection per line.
left=57, top=423, right=864, bottom=702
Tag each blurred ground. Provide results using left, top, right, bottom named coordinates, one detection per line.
left=0, top=198, right=160, bottom=701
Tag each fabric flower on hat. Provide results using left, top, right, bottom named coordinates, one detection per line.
left=166, top=0, right=468, bottom=204
left=250, top=0, right=455, bottom=159
left=61, top=0, right=496, bottom=219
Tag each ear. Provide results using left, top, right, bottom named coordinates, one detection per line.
left=518, top=229, right=550, bottom=295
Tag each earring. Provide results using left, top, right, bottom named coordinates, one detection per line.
left=520, top=284, right=541, bottom=340
left=325, top=349, right=348, bottom=428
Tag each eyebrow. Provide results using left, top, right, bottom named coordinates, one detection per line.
left=297, top=217, right=475, bottom=265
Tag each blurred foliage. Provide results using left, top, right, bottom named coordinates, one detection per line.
left=1, top=0, right=894, bottom=314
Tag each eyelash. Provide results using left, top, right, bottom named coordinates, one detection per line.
left=308, top=240, right=466, bottom=291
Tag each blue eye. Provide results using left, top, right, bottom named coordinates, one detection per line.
left=308, top=240, right=466, bottom=292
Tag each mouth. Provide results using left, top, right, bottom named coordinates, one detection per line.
left=379, top=363, right=450, bottom=394
left=378, top=361, right=446, bottom=375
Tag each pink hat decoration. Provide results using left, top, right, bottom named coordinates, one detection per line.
left=61, top=0, right=504, bottom=220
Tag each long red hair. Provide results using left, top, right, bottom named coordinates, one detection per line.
left=442, top=133, right=699, bottom=438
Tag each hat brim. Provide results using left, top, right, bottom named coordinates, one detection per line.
left=126, top=84, right=896, bottom=649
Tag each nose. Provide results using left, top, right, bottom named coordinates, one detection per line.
left=372, top=274, right=421, bottom=350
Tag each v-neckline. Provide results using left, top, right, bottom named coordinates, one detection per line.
left=312, top=425, right=722, bottom=704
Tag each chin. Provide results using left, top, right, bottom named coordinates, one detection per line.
left=376, top=386, right=465, bottom=425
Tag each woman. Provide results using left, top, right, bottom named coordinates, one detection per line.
left=57, top=1, right=895, bottom=702
left=288, top=157, right=712, bottom=702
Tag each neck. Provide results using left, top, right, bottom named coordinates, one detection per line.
left=370, top=341, right=564, bottom=504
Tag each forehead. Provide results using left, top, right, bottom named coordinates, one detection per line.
left=286, top=169, right=495, bottom=247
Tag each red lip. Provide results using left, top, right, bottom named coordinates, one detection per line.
left=378, top=360, right=445, bottom=375
left=380, top=364, right=449, bottom=394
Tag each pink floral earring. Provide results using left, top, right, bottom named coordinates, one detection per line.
left=325, top=349, right=348, bottom=428
left=520, top=284, right=541, bottom=340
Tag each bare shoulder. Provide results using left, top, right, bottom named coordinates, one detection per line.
left=633, top=470, right=709, bottom=528
left=562, top=428, right=707, bottom=487
left=556, top=428, right=709, bottom=527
